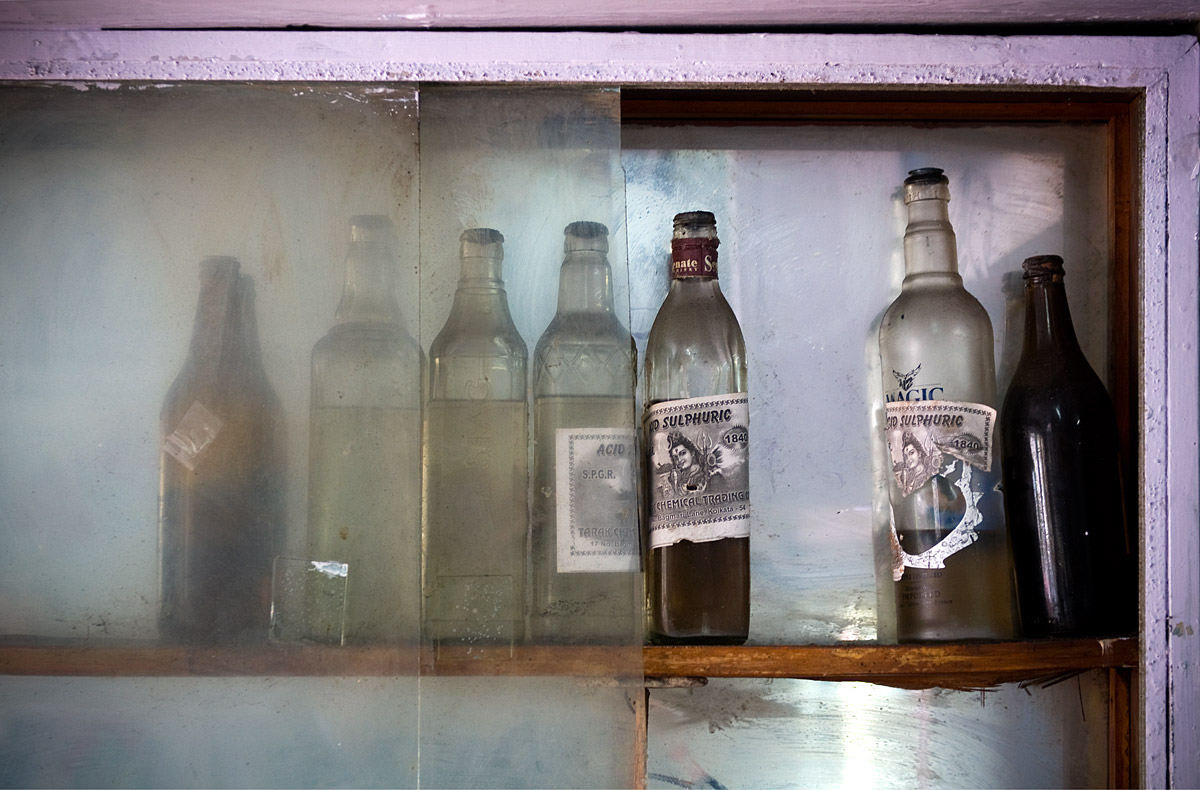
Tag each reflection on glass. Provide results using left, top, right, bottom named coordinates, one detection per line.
left=158, top=258, right=286, bottom=644
left=306, top=216, right=424, bottom=644
left=423, top=228, right=529, bottom=647
left=648, top=676, right=1110, bottom=788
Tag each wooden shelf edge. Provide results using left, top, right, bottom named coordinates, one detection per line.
left=0, top=637, right=1136, bottom=687
left=644, top=637, right=1139, bottom=689
left=0, top=640, right=642, bottom=680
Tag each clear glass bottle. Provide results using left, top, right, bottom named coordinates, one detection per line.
left=1000, top=254, right=1137, bottom=637
left=423, top=228, right=529, bottom=645
left=306, top=216, right=424, bottom=644
left=877, top=168, right=1018, bottom=641
left=531, top=221, right=638, bottom=644
left=643, top=211, right=751, bottom=645
left=159, top=258, right=286, bottom=644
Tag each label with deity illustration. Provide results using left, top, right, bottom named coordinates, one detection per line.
left=884, top=399, right=996, bottom=576
left=645, top=394, right=750, bottom=550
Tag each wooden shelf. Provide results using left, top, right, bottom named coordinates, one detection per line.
left=0, top=637, right=1136, bottom=689
left=645, top=638, right=1138, bottom=690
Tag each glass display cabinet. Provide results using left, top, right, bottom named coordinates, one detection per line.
left=0, top=29, right=1196, bottom=789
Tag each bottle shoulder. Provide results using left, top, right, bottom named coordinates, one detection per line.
left=316, top=322, right=421, bottom=351
left=880, top=283, right=993, bottom=343
left=535, top=313, right=632, bottom=357
left=1003, top=355, right=1113, bottom=416
left=646, top=281, right=746, bottom=351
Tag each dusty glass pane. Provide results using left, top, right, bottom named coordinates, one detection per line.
left=0, top=81, right=422, bottom=783
left=647, top=674, right=1110, bottom=788
left=417, top=86, right=640, bottom=788
left=623, top=124, right=1110, bottom=645
left=0, top=677, right=419, bottom=788
left=0, top=83, right=422, bottom=645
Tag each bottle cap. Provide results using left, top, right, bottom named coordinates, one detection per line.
left=672, top=211, right=716, bottom=229
left=1022, top=254, right=1066, bottom=282
left=672, top=211, right=718, bottom=241
left=903, top=168, right=951, bottom=203
left=350, top=215, right=393, bottom=244
left=564, top=221, right=608, bottom=253
left=199, top=255, right=240, bottom=280
left=460, top=227, right=505, bottom=259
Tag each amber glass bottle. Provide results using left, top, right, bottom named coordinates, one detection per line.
left=643, top=211, right=750, bottom=645
left=159, top=258, right=286, bottom=644
left=1000, top=254, right=1137, bottom=637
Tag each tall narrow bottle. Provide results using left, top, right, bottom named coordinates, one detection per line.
left=423, top=228, right=529, bottom=645
left=531, top=221, right=639, bottom=644
left=878, top=168, right=1017, bottom=641
left=1001, top=254, right=1137, bottom=637
left=643, top=211, right=750, bottom=645
left=307, top=216, right=424, bottom=644
left=159, top=258, right=286, bottom=644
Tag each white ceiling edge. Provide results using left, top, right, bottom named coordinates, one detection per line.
left=0, top=30, right=1192, bottom=84
left=0, top=0, right=1197, bottom=30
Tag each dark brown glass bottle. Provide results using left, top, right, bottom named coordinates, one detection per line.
left=1000, top=254, right=1137, bottom=637
left=643, top=211, right=750, bottom=645
left=158, top=258, right=287, bottom=644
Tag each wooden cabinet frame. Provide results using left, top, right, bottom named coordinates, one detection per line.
left=0, top=30, right=1196, bottom=787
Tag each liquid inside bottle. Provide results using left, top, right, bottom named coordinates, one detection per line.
left=306, top=216, right=424, bottom=644
left=531, top=221, right=639, bottom=644
left=1000, top=254, right=1137, bottom=637
left=877, top=168, right=1017, bottom=642
left=642, top=211, right=750, bottom=645
left=423, top=228, right=529, bottom=646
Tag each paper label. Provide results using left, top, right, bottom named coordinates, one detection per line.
left=645, top=394, right=750, bottom=550
left=163, top=401, right=224, bottom=471
left=555, top=428, right=640, bottom=572
left=884, top=399, right=995, bottom=575
left=884, top=399, right=994, bottom=495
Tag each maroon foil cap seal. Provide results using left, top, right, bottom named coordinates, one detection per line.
left=671, top=237, right=719, bottom=278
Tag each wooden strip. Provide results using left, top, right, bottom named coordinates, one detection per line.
left=622, top=90, right=1137, bottom=126
left=0, top=638, right=1137, bottom=682
left=643, top=639, right=1139, bottom=683
left=632, top=687, right=648, bottom=790
left=1109, top=666, right=1135, bottom=789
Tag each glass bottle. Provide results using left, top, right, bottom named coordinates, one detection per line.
left=531, top=221, right=638, bottom=644
left=1000, top=254, right=1137, bottom=637
left=306, top=216, right=424, bottom=644
left=643, top=211, right=751, bottom=645
left=877, top=168, right=1018, bottom=641
left=423, top=228, right=529, bottom=645
left=159, top=258, right=286, bottom=644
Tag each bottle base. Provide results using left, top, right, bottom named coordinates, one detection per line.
left=647, top=631, right=749, bottom=646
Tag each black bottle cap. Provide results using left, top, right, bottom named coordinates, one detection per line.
left=1022, top=254, right=1065, bottom=279
left=673, top=210, right=717, bottom=227
left=904, top=167, right=947, bottom=186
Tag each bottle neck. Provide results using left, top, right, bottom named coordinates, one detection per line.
left=232, top=276, right=266, bottom=376
left=456, top=254, right=506, bottom=295
left=557, top=249, right=615, bottom=313
left=1022, top=274, right=1083, bottom=357
left=903, top=196, right=960, bottom=280
left=187, top=257, right=240, bottom=373
left=335, top=238, right=402, bottom=325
